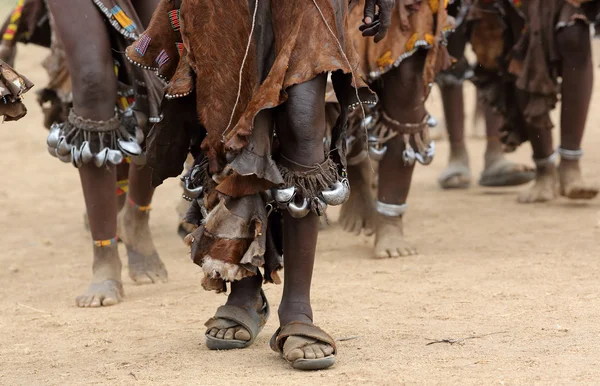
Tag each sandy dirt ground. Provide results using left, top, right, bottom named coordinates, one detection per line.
left=3, top=26, right=600, bottom=385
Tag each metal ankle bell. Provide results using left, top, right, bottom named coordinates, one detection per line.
left=47, top=146, right=58, bottom=158
left=71, top=146, right=82, bottom=168
left=320, top=178, right=350, bottom=206
left=57, top=150, right=72, bottom=163
left=56, top=136, right=71, bottom=156
left=287, top=197, right=310, bottom=218
left=402, top=144, right=416, bottom=166
left=183, top=178, right=204, bottom=200
left=47, top=126, right=60, bottom=148
left=369, top=145, right=387, bottom=161
left=427, top=115, right=438, bottom=128
left=107, top=149, right=124, bottom=165
left=273, top=186, right=296, bottom=205
left=312, top=196, right=327, bottom=216
left=93, top=148, right=109, bottom=168
left=415, top=141, right=435, bottom=165
left=117, top=137, right=142, bottom=156
left=80, top=141, right=94, bottom=164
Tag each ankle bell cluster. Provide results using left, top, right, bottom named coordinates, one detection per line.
left=268, top=176, right=350, bottom=218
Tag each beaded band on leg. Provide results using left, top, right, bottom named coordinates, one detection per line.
left=93, top=237, right=119, bottom=247
left=128, top=197, right=151, bottom=211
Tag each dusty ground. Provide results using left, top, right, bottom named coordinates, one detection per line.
left=3, top=30, right=600, bottom=385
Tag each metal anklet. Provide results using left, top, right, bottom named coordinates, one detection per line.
left=376, top=201, right=407, bottom=217
left=557, top=147, right=584, bottom=161
left=533, top=151, right=558, bottom=168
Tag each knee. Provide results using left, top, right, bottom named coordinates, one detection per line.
left=557, top=23, right=591, bottom=62
left=71, top=65, right=116, bottom=108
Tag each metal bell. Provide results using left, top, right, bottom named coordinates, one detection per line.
left=71, top=146, right=82, bottom=168
left=107, top=149, right=124, bottom=165
left=56, top=136, right=71, bottom=156
left=93, top=148, right=109, bottom=168
left=80, top=141, right=94, bottom=164
left=287, top=198, right=310, bottom=218
left=184, top=179, right=203, bottom=199
left=47, top=126, right=61, bottom=148
left=368, top=145, right=387, bottom=162
left=273, top=186, right=296, bottom=204
left=57, top=149, right=72, bottom=163
left=427, top=115, right=438, bottom=128
left=47, top=145, right=58, bottom=158
left=117, top=137, right=142, bottom=156
left=312, top=196, right=328, bottom=217
left=320, top=179, right=350, bottom=206
left=402, top=145, right=416, bottom=166
left=415, top=141, right=435, bottom=165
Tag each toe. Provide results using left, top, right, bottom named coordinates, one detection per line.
left=102, top=294, right=119, bottom=306
left=216, top=329, right=226, bottom=339
left=144, top=273, right=156, bottom=284
left=81, top=295, right=94, bottom=307
left=303, top=346, right=316, bottom=360
left=223, top=328, right=236, bottom=340
left=320, top=343, right=334, bottom=357
left=90, top=295, right=103, bottom=308
left=314, top=345, right=325, bottom=359
left=388, top=248, right=400, bottom=258
left=286, top=348, right=305, bottom=362
left=76, top=295, right=86, bottom=307
left=234, top=327, right=251, bottom=341
left=208, top=328, right=218, bottom=337
left=374, top=249, right=388, bottom=259
left=397, top=248, right=410, bottom=257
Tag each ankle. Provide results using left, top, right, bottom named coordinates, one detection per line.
left=278, top=300, right=313, bottom=325
left=91, top=244, right=122, bottom=282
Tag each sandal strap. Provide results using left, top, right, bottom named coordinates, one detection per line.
left=270, top=321, right=337, bottom=355
left=204, top=290, right=269, bottom=340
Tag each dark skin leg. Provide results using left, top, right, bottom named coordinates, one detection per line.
left=438, top=24, right=533, bottom=189
left=517, top=91, right=557, bottom=203
left=48, top=0, right=122, bottom=307
left=275, top=74, right=334, bottom=361
left=117, top=0, right=168, bottom=285
left=372, top=54, right=424, bottom=258
left=118, top=163, right=168, bottom=284
left=205, top=76, right=336, bottom=360
left=479, top=104, right=534, bottom=187
left=556, top=23, right=598, bottom=199
left=438, top=83, right=471, bottom=188
left=438, top=28, right=471, bottom=189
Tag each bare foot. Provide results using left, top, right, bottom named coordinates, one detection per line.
left=438, top=143, right=471, bottom=189
left=558, top=159, right=598, bottom=200
left=76, top=244, right=124, bottom=307
left=374, top=213, right=417, bottom=258
left=339, top=160, right=376, bottom=235
left=118, top=203, right=168, bottom=284
left=517, top=164, right=558, bottom=204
